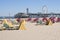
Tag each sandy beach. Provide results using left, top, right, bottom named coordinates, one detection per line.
left=0, top=21, right=60, bottom=40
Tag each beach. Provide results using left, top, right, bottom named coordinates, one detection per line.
left=0, top=21, right=60, bottom=40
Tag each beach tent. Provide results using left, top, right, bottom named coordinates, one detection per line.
left=46, top=19, right=53, bottom=25
left=3, top=19, right=14, bottom=29
left=19, top=19, right=26, bottom=30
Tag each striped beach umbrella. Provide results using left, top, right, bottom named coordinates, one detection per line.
left=57, top=17, right=60, bottom=22
left=49, top=17, right=55, bottom=23
left=32, top=18, right=39, bottom=22
left=16, top=18, right=20, bottom=22
left=27, top=18, right=31, bottom=21
left=42, top=17, right=47, bottom=22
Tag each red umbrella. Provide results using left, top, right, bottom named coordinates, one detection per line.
left=16, top=18, right=20, bottom=22
left=49, top=17, right=55, bottom=23
left=27, top=18, right=31, bottom=21
left=42, top=17, right=47, bottom=22
left=33, top=18, right=39, bottom=22
left=57, top=17, right=60, bottom=22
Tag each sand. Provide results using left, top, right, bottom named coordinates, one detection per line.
left=0, top=22, right=60, bottom=40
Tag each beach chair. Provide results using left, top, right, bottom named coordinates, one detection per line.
left=0, top=23, right=6, bottom=31
left=11, top=19, right=19, bottom=25
left=36, top=20, right=43, bottom=24
left=3, top=23, right=9, bottom=28
left=37, top=19, right=47, bottom=25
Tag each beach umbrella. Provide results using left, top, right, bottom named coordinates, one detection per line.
left=42, top=17, right=47, bottom=22
left=57, top=17, right=60, bottom=22
left=16, top=18, right=20, bottom=22
left=19, top=19, right=26, bottom=30
left=33, top=18, right=39, bottom=22
left=49, top=17, right=55, bottom=23
left=27, top=18, right=31, bottom=21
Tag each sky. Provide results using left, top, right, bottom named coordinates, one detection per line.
left=0, top=0, right=60, bottom=16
